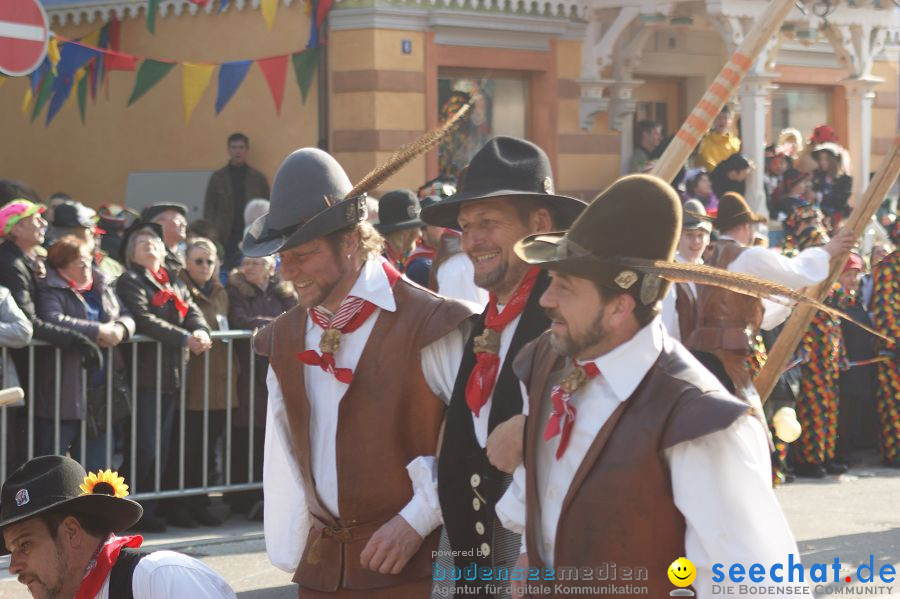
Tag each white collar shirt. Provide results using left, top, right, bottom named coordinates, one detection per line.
left=96, top=550, right=236, bottom=598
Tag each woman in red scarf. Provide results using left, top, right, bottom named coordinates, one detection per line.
left=115, top=223, right=211, bottom=532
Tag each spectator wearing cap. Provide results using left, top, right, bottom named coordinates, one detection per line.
left=375, top=190, right=424, bottom=274
left=1, top=455, right=236, bottom=598
left=629, top=120, right=662, bottom=173
left=142, top=203, right=188, bottom=273
left=812, top=142, right=853, bottom=225
left=710, top=153, right=753, bottom=200
left=837, top=253, right=878, bottom=463
left=696, top=106, right=742, bottom=172
left=682, top=168, right=718, bottom=212
left=0, top=200, right=104, bottom=472
left=97, top=204, right=139, bottom=265
left=661, top=199, right=712, bottom=342
left=764, top=145, right=791, bottom=215
left=114, top=223, right=212, bottom=531
left=35, top=235, right=135, bottom=471
left=51, top=201, right=125, bottom=281
left=203, top=133, right=270, bottom=271
left=404, top=195, right=443, bottom=288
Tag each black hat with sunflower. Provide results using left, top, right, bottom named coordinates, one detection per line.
left=0, top=455, right=141, bottom=554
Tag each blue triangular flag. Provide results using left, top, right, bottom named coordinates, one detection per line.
left=218, top=0, right=229, bottom=13
left=215, top=60, right=252, bottom=114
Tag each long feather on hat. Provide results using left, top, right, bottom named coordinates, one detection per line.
left=602, top=256, right=892, bottom=343
left=347, top=97, right=475, bottom=199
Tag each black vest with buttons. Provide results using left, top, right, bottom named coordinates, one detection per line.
left=437, top=272, right=550, bottom=593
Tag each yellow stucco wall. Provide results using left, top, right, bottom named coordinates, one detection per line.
left=871, top=59, right=898, bottom=168
left=1, top=3, right=317, bottom=208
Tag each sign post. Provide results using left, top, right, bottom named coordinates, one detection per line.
left=0, top=0, right=50, bottom=77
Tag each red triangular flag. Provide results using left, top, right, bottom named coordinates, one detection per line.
left=257, top=55, right=288, bottom=114
left=108, top=19, right=121, bottom=52
left=316, top=0, right=333, bottom=27
left=106, top=51, right=137, bottom=72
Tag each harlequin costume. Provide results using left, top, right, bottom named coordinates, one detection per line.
left=782, top=203, right=848, bottom=477
left=871, top=221, right=900, bottom=467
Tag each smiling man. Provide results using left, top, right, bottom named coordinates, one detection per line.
left=420, top=137, right=586, bottom=598
left=496, top=175, right=804, bottom=598
left=245, top=148, right=473, bottom=598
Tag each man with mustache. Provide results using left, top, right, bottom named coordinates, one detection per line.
left=247, top=148, right=473, bottom=598
left=496, top=175, right=803, bottom=598
left=420, top=137, right=586, bottom=597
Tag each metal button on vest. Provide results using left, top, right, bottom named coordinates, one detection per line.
left=480, top=543, right=491, bottom=557
left=470, top=474, right=481, bottom=488
left=472, top=497, right=481, bottom=511
left=475, top=522, right=485, bottom=535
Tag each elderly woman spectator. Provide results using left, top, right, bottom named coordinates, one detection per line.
left=224, top=254, right=296, bottom=519
left=0, top=284, right=32, bottom=392
left=35, top=235, right=135, bottom=470
left=165, top=237, right=238, bottom=527
left=115, top=223, right=211, bottom=532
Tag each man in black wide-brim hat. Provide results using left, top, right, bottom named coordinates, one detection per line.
left=246, top=147, right=473, bottom=598
left=0, top=455, right=235, bottom=598
left=496, top=174, right=804, bottom=598
left=420, top=136, right=586, bottom=598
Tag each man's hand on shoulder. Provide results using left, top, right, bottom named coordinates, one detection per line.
left=360, top=515, right=424, bottom=575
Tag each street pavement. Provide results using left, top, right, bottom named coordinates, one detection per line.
left=0, top=452, right=896, bottom=598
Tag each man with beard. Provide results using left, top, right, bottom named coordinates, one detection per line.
left=247, top=148, right=473, bottom=598
left=420, top=137, right=586, bottom=598
left=1, top=455, right=235, bottom=598
left=496, top=175, right=804, bottom=598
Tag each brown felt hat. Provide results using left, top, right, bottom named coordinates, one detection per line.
left=514, top=174, right=681, bottom=305
left=714, top=192, right=766, bottom=232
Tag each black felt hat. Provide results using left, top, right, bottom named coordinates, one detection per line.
left=375, top=190, right=424, bottom=234
left=242, top=148, right=367, bottom=257
left=420, top=136, right=586, bottom=228
left=141, top=203, right=187, bottom=223
left=52, top=201, right=95, bottom=229
left=714, top=192, right=766, bottom=232
left=0, top=456, right=142, bottom=554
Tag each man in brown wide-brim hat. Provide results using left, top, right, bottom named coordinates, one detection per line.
left=494, top=175, right=806, bottom=598
left=686, top=191, right=854, bottom=404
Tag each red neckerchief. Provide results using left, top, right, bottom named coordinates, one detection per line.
left=465, top=267, right=539, bottom=416
left=384, top=244, right=409, bottom=273
left=67, top=277, right=94, bottom=293
left=544, top=361, right=600, bottom=459
left=75, top=534, right=143, bottom=599
left=408, top=240, right=437, bottom=262
left=296, top=261, right=401, bottom=384
left=148, top=267, right=189, bottom=318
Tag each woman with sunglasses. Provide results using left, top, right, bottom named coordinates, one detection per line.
left=163, top=237, right=237, bottom=528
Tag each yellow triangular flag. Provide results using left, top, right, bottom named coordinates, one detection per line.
left=48, top=37, right=60, bottom=74
left=260, top=0, right=278, bottom=31
left=0, top=76, right=6, bottom=88
left=182, top=62, right=216, bottom=123
left=82, top=28, right=101, bottom=48
left=22, top=87, right=33, bottom=114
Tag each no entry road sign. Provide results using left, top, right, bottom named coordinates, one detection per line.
left=0, top=0, right=50, bottom=77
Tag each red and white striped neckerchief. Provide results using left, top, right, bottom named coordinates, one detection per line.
left=296, top=260, right=401, bottom=384
left=543, top=360, right=601, bottom=459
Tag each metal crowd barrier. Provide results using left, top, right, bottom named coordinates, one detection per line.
left=0, top=330, right=263, bottom=500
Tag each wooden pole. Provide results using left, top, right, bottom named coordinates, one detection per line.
left=650, top=0, right=796, bottom=182
left=754, top=136, right=900, bottom=402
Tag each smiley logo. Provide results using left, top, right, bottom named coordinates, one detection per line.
left=668, top=557, right=696, bottom=588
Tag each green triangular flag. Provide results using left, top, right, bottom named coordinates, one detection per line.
left=31, top=73, right=56, bottom=123
left=77, top=74, right=88, bottom=124
left=146, top=0, right=159, bottom=34
left=128, top=59, right=176, bottom=106
left=291, top=47, right=320, bottom=104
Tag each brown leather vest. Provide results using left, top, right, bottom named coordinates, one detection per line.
left=255, top=278, right=473, bottom=592
left=513, top=331, right=750, bottom=598
left=675, top=282, right=697, bottom=342
left=687, top=240, right=764, bottom=354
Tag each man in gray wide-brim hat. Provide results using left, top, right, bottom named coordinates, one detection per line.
left=247, top=148, right=473, bottom=598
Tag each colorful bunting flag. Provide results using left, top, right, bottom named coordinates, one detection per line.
left=48, top=37, right=61, bottom=73
left=215, top=60, right=252, bottom=114
left=77, top=71, right=89, bottom=123
left=128, top=59, right=176, bottom=106
left=0, top=76, right=5, bottom=88
left=292, top=47, right=320, bottom=103
left=182, top=62, right=216, bottom=122
left=218, top=0, right=230, bottom=13
left=31, top=73, right=56, bottom=122
left=257, top=55, right=288, bottom=114
left=106, top=51, right=137, bottom=72
left=260, top=0, right=278, bottom=31
left=147, top=0, right=160, bottom=34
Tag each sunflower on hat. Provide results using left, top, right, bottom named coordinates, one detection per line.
left=80, top=469, right=129, bottom=499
